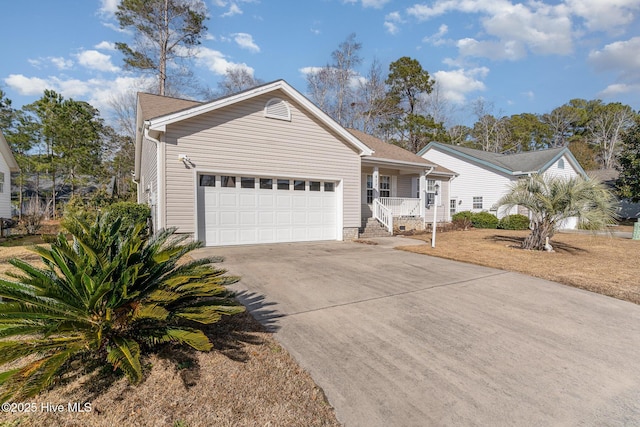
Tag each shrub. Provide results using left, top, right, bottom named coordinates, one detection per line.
left=451, top=211, right=474, bottom=222
left=498, top=214, right=531, bottom=230
left=0, top=214, right=244, bottom=402
left=102, top=202, right=151, bottom=231
left=470, top=211, right=499, bottom=229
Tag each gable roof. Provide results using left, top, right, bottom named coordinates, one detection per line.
left=418, top=142, right=586, bottom=177
left=134, top=80, right=375, bottom=180
left=347, top=129, right=456, bottom=174
left=143, top=80, right=373, bottom=155
left=0, top=130, right=20, bottom=173
left=137, top=93, right=201, bottom=121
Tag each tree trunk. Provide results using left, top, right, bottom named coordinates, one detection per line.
left=522, top=222, right=554, bottom=251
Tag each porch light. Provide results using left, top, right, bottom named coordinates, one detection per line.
left=434, top=183, right=440, bottom=195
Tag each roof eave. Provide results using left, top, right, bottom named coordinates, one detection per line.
left=361, top=156, right=438, bottom=170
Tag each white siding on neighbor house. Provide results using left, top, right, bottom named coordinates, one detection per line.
left=543, top=155, right=580, bottom=179
left=424, top=177, right=450, bottom=223
left=162, top=92, right=361, bottom=234
left=422, top=149, right=517, bottom=219
left=0, top=152, right=11, bottom=218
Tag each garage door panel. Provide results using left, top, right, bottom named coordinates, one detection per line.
left=219, top=193, right=238, bottom=207
left=219, top=211, right=237, bottom=226
left=199, top=176, right=338, bottom=246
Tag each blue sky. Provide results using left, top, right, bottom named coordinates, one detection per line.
left=1, top=0, right=639, bottom=127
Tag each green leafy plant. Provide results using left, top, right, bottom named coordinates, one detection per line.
left=496, top=174, right=617, bottom=250
left=451, top=211, right=474, bottom=222
left=498, top=214, right=531, bottom=230
left=470, top=211, right=499, bottom=229
left=102, top=201, right=151, bottom=232
left=0, top=214, right=244, bottom=402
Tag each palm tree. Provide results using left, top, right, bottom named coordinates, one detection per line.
left=0, top=215, right=244, bottom=402
left=496, top=174, right=618, bottom=251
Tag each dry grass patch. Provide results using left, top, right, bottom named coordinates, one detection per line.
left=1, top=311, right=339, bottom=427
left=400, top=229, right=640, bottom=305
left=0, top=243, right=340, bottom=427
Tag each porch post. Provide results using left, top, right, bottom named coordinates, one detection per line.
left=420, top=171, right=426, bottom=227
left=373, top=166, right=380, bottom=200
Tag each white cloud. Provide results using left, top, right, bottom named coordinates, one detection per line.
left=99, top=0, right=119, bottom=15
left=76, top=50, right=120, bottom=72
left=194, top=46, right=254, bottom=75
left=589, top=37, right=640, bottom=97
left=457, top=38, right=527, bottom=61
left=384, top=11, right=403, bottom=35
left=95, top=41, right=116, bottom=51
left=361, top=0, right=391, bottom=8
left=408, top=0, right=574, bottom=60
left=422, top=24, right=449, bottom=45
left=432, top=67, right=489, bottom=104
left=50, top=57, right=74, bottom=70
left=4, top=74, right=50, bottom=95
left=566, top=0, right=640, bottom=33
left=299, top=66, right=324, bottom=76
left=598, top=83, right=640, bottom=98
left=384, top=21, right=400, bottom=35
left=233, top=33, right=260, bottom=53
left=221, top=3, right=242, bottom=17
left=588, top=37, right=640, bottom=75
left=27, top=57, right=73, bottom=70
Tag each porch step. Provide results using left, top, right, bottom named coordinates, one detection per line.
left=359, top=217, right=392, bottom=238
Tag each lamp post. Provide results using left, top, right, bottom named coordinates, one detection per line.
left=431, top=183, right=440, bottom=248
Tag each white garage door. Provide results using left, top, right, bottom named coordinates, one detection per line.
left=197, top=174, right=338, bottom=246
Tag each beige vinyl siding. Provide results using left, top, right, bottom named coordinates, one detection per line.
left=162, top=92, right=361, bottom=233
left=396, top=175, right=413, bottom=198
left=139, top=136, right=157, bottom=205
left=0, top=152, right=11, bottom=218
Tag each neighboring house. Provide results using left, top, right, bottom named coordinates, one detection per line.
left=134, top=80, right=454, bottom=246
left=418, top=142, right=587, bottom=228
left=0, top=130, right=20, bottom=218
left=588, top=169, right=640, bottom=220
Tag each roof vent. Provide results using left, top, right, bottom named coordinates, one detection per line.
left=264, top=98, right=291, bottom=121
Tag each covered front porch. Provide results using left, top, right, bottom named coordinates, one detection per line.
left=360, top=161, right=449, bottom=236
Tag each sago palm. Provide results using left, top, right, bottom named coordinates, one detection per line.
left=496, top=174, right=618, bottom=250
left=0, top=215, right=244, bottom=402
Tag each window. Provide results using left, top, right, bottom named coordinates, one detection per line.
left=366, top=175, right=373, bottom=203
left=558, top=159, right=565, bottom=169
left=450, top=199, right=457, bottom=216
left=241, top=177, right=255, bottom=189
left=199, top=174, right=215, bottom=187
left=294, top=180, right=305, bottom=191
left=426, top=179, right=436, bottom=206
left=277, top=179, right=290, bottom=190
left=324, top=182, right=335, bottom=192
left=260, top=178, right=273, bottom=189
left=380, top=175, right=390, bottom=198
left=221, top=176, right=236, bottom=188
left=310, top=181, right=321, bottom=191
left=473, top=196, right=483, bottom=209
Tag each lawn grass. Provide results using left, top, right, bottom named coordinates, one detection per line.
left=399, top=228, right=640, bottom=305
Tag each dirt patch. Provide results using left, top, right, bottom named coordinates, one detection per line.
left=400, top=229, right=640, bottom=305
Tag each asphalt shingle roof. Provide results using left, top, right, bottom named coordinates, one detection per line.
left=425, top=142, right=568, bottom=174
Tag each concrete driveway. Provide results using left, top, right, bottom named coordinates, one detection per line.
left=195, top=238, right=640, bottom=426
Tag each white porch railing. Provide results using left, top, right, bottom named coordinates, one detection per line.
left=373, top=199, right=393, bottom=233
left=378, top=197, right=422, bottom=217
